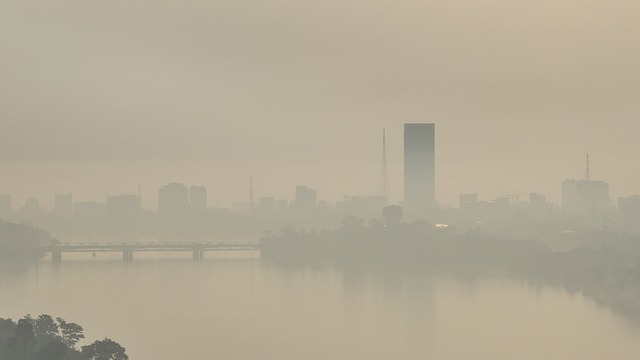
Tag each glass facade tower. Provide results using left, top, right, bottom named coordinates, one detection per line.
left=404, top=123, right=435, bottom=212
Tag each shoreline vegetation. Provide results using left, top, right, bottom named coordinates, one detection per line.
left=0, top=221, right=49, bottom=270
left=2, top=217, right=639, bottom=324
left=0, top=314, right=127, bottom=360
left=260, top=218, right=640, bottom=323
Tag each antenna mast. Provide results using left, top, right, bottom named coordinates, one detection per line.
left=586, top=154, right=590, bottom=181
left=250, top=177, right=254, bottom=211
left=379, top=128, right=390, bottom=203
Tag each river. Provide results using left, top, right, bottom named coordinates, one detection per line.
left=1, top=252, right=639, bottom=359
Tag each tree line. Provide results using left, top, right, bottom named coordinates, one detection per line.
left=0, top=314, right=127, bottom=360
left=261, top=218, right=640, bottom=322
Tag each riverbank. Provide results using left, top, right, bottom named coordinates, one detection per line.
left=0, top=220, right=50, bottom=271
left=261, top=224, right=640, bottom=323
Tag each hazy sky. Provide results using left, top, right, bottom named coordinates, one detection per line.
left=1, top=0, right=640, bottom=208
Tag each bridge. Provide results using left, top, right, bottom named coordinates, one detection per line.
left=39, top=240, right=262, bottom=264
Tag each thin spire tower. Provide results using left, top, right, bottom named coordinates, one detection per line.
left=379, top=128, right=390, bottom=203
left=250, top=177, right=254, bottom=211
left=586, top=154, right=590, bottom=181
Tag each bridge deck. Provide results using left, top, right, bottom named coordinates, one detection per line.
left=40, top=241, right=262, bottom=253
left=41, top=241, right=262, bottom=263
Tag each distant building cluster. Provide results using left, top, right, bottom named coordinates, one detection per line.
left=399, top=123, right=617, bottom=219
left=2, top=123, right=640, bottom=239
left=562, top=179, right=609, bottom=215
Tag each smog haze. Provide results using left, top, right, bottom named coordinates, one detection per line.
left=2, top=0, right=640, bottom=208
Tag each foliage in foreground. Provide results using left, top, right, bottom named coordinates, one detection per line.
left=0, top=314, right=127, bottom=360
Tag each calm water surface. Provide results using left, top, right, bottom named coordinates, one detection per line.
left=1, top=252, right=639, bottom=360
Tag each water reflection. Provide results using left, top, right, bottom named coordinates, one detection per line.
left=1, top=256, right=639, bottom=360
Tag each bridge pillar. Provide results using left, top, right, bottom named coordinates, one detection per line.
left=123, top=249, right=133, bottom=262
left=52, top=250, right=62, bottom=265
left=192, top=246, right=204, bottom=261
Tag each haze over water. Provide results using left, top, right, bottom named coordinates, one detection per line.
left=3, top=0, right=640, bottom=359
left=2, top=254, right=639, bottom=360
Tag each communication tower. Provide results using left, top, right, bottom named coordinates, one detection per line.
left=379, top=128, right=390, bottom=202
left=250, top=177, right=254, bottom=211
left=586, top=154, right=590, bottom=181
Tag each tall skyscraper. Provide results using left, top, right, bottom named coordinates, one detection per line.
left=158, top=182, right=189, bottom=215
left=404, top=123, right=435, bottom=212
left=55, top=193, right=73, bottom=217
left=259, top=196, right=276, bottom=212
left=189, top=185, right=207, bottom=212
left=107, top=194, right=141, bottom=218
left=293, top=185, right=317, bottom=212
left=562, top=156, right=610, bottom=215
left=562, top=179, right=609, bottom=215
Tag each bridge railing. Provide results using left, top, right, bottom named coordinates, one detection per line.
left=43, top=240, right=262, bottom=264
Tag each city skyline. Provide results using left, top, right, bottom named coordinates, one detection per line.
left=2, top=2, right=640, bottom=360
left=0, top=123, right=633, bottom=210
left=0, top=135, right=631, bottom=213
left=0, top=122, right=640, bottom=211
left=0, top=152, right=625, bottom=214
left=2, top=1, right=640, bottom=209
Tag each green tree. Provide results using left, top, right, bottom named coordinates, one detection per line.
left=33, top=314, right=60, bottom=349
left=81, top=338, right=129, bottom=360
left=56, top=318, right=85, bottom=347
left=0, top=315, right=125, bottom=360
left=0, top=318, right=17, bottom=359
left=30, top=340, right=69, bottom=360
left=34, top=314, right=59, bottom=337
left=4, top=318, right=35, bottom=360
left=0, top=318, right=16, bottom=344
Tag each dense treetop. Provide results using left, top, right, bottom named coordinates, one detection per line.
left=0, top=314, right=127, bottom=360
